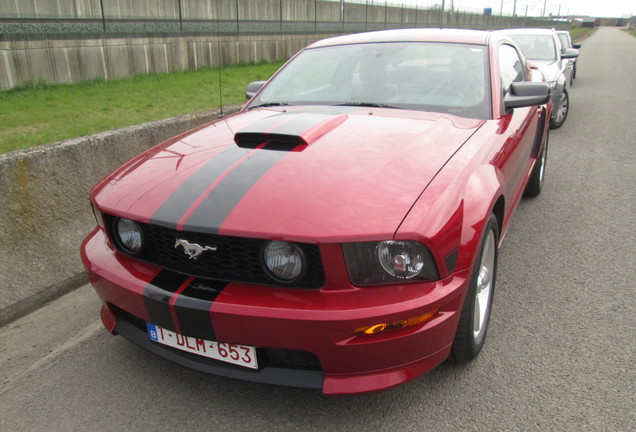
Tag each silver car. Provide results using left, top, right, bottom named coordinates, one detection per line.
left=557, top=30, right=581, bottom=85
left=504, top=28, right=579, bottom=129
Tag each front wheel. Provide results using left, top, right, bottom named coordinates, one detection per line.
left=549, top=88, right=569, bottom=129
left=451, top=214, right=499, bottom=363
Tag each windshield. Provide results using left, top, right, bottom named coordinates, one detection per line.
left=247, top=42, right=491, bottom=120
left=558, top=33, right=570, bottom=49
left=509, top=34, right=557, bottom=62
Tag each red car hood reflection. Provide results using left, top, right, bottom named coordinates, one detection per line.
left=93, top=107, right=482, bottom=242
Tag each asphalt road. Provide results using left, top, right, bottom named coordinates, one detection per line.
left=1, top=27, right=634, bottom=432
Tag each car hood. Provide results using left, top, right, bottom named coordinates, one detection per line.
left=93, top=107, right=482, bottom=242
left=531, top=60, right=561, bottom=82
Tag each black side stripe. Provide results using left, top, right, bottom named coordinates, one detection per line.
left=143, top=271, right=190, bottom=332
left=182, top=142, right=289, bottom=234
left=151, top=146, right=247, bottom=229
left=173, top=279, right=227, bottom=340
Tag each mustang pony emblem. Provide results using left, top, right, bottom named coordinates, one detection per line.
left=174, top=238, right=217, bottom=260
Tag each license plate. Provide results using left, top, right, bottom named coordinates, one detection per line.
left=147, top=323, right=258, bottom=369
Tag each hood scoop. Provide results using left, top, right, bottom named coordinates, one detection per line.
left=234, top=113, right=347, bottom=151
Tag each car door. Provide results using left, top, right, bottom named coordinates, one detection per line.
left=493, top=43, right=542, bottom=207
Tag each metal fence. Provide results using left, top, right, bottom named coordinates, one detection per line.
left=0, top=0, right=561, bottom=36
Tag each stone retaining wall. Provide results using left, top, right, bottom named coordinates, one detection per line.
left=0, top=106, right=238, bottom=326
left=1, top=33, right=328, bottom=90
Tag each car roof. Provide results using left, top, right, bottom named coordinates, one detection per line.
left=502, top=28, right=557, bottom=36
left=307, top=28, right=493, bottom=48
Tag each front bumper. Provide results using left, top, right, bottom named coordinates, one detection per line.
left=82, top=228, right=468, bottom=395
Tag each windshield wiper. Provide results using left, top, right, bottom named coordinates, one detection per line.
left=336, top=102, right=404, bottom=109
left=248, top=102, right=291, bottom=110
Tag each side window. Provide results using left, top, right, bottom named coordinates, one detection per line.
left=499, top=44, right=525, bottom=94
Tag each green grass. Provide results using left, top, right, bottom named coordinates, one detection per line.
left=622, top=28, right=636, bottom=37
left=0, top=60, right=285, bottom=154
left=569, top=27, right=595, bottom=38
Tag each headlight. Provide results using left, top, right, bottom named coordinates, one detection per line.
left=113, top=217, right=144, bottom=255
left=376, top=241, right=426, bottom=279
left=343, top=240, right=439, bottom=286
left=262, top=240, right=306, bottom=283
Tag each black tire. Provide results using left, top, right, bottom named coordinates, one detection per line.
left=549, top=88, right=569, bottom=129
left=451, top=214, right=498, bottom=363
left=524, top=131, right=548, bottom=198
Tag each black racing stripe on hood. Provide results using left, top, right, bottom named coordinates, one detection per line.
left=173, top=279, right=227, bottom=340
left=143, top=271, right=190, bottom=332
left=151, top=146, right=248, bottom=229
left=237, top=112, right=332, bottom=137
left=181, top=142, right=289, bottom=234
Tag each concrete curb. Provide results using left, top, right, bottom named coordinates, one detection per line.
left=0, top=105, right=240, bottom=327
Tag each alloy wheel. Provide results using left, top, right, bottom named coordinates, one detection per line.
left=472, top=228, right=496, bottom=346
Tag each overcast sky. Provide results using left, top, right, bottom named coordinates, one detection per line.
left=369, top=1, right=635, bottom=18
left=444, top=0, right=634, bottom=18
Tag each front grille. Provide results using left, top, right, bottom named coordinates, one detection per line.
left=106, top=215, right=324, bottom=289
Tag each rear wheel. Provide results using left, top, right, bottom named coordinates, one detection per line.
left=524, top=131, right=548, bottom=198
left=451, top=214, right=498, bottom=363
left=549, top=88, right=569, bottom=129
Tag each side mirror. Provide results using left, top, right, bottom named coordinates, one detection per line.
left=504, top=82, right=551, bottom=111
left=246, top=81, right=267, bottom=100
left=573, top=43, right=582, bottom=49
left=561, top=48, right=579, bottom=59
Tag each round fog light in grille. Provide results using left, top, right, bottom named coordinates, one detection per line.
left=262, top=241, right=306, bottom=283
left=114, top=218, right=144, bottom=255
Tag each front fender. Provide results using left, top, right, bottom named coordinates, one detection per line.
left=397, top=161, right=504, bottom=280
left=458, top=164, right=505, bottom=269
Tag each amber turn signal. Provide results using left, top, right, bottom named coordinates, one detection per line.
left=355, top=309, right=440, bottom=335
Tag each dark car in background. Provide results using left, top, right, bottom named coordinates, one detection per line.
left=504, top=28, right=579, bottom=129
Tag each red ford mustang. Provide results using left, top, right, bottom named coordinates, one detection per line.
left=81, top=29, right=551, bottom=395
